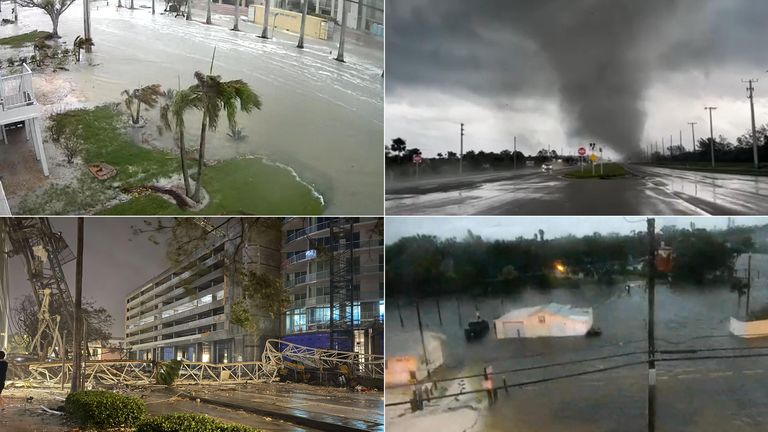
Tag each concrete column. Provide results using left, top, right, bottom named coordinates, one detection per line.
left=24, top=120, right=30, bottom=141
left=32, top=118, right=49, bottom=176
left=1, top=125, right=7, bottom=144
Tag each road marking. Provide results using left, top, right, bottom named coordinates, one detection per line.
left=743, top=370, right=763, bottom=374
left=708, top=371, right=733, bottom=378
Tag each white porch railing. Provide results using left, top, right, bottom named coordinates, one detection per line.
left=0, top=64, right=36, bottom=112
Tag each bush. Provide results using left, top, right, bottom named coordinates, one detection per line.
left=157, top=359, right=183, bottom=385
left=64, top=390, right=146, bottom=429
left=137, top=413, right=258, bottom=432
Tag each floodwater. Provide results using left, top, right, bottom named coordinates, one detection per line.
left=386, top=269, right=768, bottom=431
left=1, top=1, right=383, bottom=214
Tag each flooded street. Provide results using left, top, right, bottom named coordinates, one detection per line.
left=1, top=1, right=383, bottom=213
left=387, top=275, right=768, bottom=431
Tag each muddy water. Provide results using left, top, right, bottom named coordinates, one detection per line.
left=386, top=279, right=768, bottom=431
left=1, top=1, right=383, bottom=214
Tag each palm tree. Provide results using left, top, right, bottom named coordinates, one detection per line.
left=184, top=72, right=261, bottom=203
left=121, top=84, right=164, bottom=125
left=296, top=0, right=308, bottom=48
left=232, top=0, right=240, bottom=31
left=206, top=0, right=211, bottom=24
left=260, top=0, right=271, bottom=38
left=160, top=88, right=193, bottom=196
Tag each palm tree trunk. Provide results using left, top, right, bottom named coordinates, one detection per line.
left=335, top=0, right=347, bottom=62
left=130, top=0, right=134, bottom=8
left=135, top=100, right=142, bottom=124
left=179, top=127, right=192, bottom=196
left=206, top=0, right=211, bottom=24
left=51, top=14, right=60, bottom=38
left=192, top=112, right=208, bottom=203
left=297, top=0, right=308, bottom=48
left=260, top=0, right=271, bottom=38
left=186, top=0, right=192, bottom=20
left=233, top=0, right=240, bottom=31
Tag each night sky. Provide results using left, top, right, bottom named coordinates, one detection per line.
left=7, top=218, right=170, bottom=337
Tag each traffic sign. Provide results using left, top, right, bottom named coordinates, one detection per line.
left=589, top=153, right=598, bottom=162
left=412, top=154, right=423, bottom=164
left=578, top=147, right=586, bottom=156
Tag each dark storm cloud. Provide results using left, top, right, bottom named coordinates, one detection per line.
left=388, top=0, right=768, bottom=155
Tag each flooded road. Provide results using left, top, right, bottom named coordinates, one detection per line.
left=386, top=163, right=768, bottom=215
left=386, top=277, right=768, bottom=431
left=2, top=1, right=383, bottom=214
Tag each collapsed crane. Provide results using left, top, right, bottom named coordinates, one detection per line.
left=2, top=217, right=76, bottom=360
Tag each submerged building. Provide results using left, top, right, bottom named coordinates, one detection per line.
left=282, top=217, right=384, bottom=357
left=125, top=220, right=281, bottom=362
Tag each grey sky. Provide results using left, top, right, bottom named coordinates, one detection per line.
left=386, top=0, right=768, bottom=158
left=8, top=218, right=170, bottom=337
left=385, top=217, right=768, bottom=244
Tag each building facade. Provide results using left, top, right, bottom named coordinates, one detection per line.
left=125, top=220, right=281, bottom=363
left=282, top=217, right=384, bottom=357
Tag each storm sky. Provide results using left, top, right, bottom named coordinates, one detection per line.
left=386, top=0, right=768, bottom=159
left=386, top=216, right=768, bottom=244
left=7, top=218, right=170, bottom=337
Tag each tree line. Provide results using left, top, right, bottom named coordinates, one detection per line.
left=387, top=224, right=761, bottom=299
left=648, top=124, right=768, bottom=165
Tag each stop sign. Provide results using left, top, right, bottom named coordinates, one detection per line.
left=412, top=154, right=423, bottom=164
left=578, top=147, right=586, bottom=156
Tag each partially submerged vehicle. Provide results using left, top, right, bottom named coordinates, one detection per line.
left=465, top=319, right=490, bottom=341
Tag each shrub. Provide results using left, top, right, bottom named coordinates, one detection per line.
left=137, top=413, right=258, bottom=432
left=157, top=359, right=182, bottom=385
left=64, top=390, right=146, bottom=429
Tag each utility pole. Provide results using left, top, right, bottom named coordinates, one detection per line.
left=647, top=217, right=657, bottom=432
left=71, top=217, right=84, bottom=393
left=83, top=0, right=91, bottom=42
left=459, top=123, right=465, bottom=176
left=747, top=253, right=753, bottom=318
left=297, top=0, right=309, bottom=48
left=669, top=134, right=672, bottom=155
left=705, top=106, right=717, bottom=168
left=415, top=300, right=431, bottom=379
left=688, top=122, right=697, bottom=153
left=743, top=79, right=759, bottom=169
left=260, top=0, right=271, bottom=38
left=334, top=0, right=348, bottom=62
left=679, top=130, right=682, bottom=154
left=513, top=136, right=517, bottom=170
left=661, top=136, right=665, bottom=157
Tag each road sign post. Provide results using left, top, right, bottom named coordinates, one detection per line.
left=578, top=147, right=586, bottom=173
left=599, top=147, right=603, bottom=175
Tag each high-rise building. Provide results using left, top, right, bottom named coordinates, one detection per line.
left=282, top=217, right=384, bottom=357
left=124, top=220, right=281, bottom=363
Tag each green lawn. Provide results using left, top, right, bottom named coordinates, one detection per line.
left=0, top=31, right=51, bottom=48
left=100, top=158, right=324, bottom=215
left=19, top=105, right=324, bottom=215
left=564, top=163, right=626, bottom=179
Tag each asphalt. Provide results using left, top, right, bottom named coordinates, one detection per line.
left=386, top=163, right=768, bottom=215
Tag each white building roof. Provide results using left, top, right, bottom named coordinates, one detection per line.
left=496, top=303, right=592, bottom=322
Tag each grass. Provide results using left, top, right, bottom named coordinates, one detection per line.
left=0, top=31, right=51, bottom=48
left=50, top=105, right=179, bottom=187
left=20, top=105, right=324, bottom=215
left=100, top=158, right=324, bottom=215
left=564, top=163, right=627, bottom=179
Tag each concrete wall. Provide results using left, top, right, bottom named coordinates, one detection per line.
left=248, top=5, right=329, bottom=40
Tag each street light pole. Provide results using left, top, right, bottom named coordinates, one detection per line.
left=687, top=122, right=697, bottom=153
left=513, top=135, right=517, bottom=170
left=743, top=79, right=759, bottom=169
left=705, top=106, right=717, bottom=168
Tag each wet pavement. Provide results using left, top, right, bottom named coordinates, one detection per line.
left=386, top=163, right=768, bottom=215
left=2, top=0, right=383, bottom=214
left=386, top=274, right=768, bottom=431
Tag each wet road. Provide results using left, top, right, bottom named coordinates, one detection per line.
left=4, top=1, right=383, bottom=214
left=386, top=164, right=768, bottom=215
left=386, top=272, right=768, bottom=431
